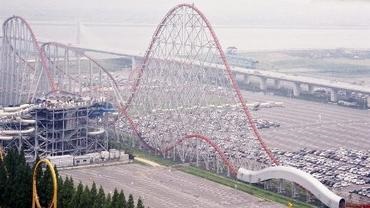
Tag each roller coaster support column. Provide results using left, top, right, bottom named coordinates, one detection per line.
left=330, top=88, right=338, bottom=102
left=32, top=159, right=58, bottom=208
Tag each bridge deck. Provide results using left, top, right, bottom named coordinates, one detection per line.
left=232, top=66, right=370, bottom=94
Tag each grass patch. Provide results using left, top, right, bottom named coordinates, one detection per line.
left=178, top=165, right=313, bottom=208
left=132, top=149, right=177, bottom=166
left=132, top=159, right=151, bottom=167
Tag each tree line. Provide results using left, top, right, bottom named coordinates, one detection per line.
left=0, top=149, right=146, bottom=208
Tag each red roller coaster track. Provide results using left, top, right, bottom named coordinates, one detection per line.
left=124, top=3, right=279, bottom=166
left=3, top=16, right=56, bottom=92
left=162, top=134, right=238, bottom=176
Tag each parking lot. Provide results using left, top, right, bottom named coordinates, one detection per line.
left=61, top=164, right=283, bottom=208
left=109, top=88, right=370, bottom=201
left=244, top=91, right=370, bottom=151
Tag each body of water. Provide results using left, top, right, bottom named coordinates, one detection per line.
left=2, top=1, right=370, bottom=55
left=19, top=22, right=370, bottom=55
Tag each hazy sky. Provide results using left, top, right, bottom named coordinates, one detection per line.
left=1, top=0, right=370, bottom=28
left=2, top=0, right=370, bottom=52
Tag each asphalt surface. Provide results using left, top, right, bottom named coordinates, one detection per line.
left=61, top=164, right=284, bottom=208
left=61, top=91, right=370, bottom=208
left=243, top=91, right=370, bottom=151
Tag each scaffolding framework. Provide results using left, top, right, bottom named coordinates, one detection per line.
left=0, top=17, right=113, bottom=161
left=0, top=98, right=109, bottom=161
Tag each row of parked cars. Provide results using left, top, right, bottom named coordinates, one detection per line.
left=254, top=119, right=280, bottom=129
left=351, top=187, right=370, bottom=198
left=274, top=147, right=370, bottom=197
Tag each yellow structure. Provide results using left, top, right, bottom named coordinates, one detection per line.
left=32, top=159, right=58, bottom=208
left=288, top=202, right=293, bottom=208
left=0, top=148, right=3, bottom=161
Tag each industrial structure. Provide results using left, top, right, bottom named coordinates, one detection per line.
left=0, top=4, right=369, bottom=207
left=0, top=17, right=114, bottom=161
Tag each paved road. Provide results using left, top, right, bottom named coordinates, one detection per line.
left=61, top=164, right=284, bottom=208
left=244, top=91, right=370, bottom=151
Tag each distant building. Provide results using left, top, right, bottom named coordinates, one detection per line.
left=226, top=46, right=238, bottom=55
left=225, top=46, right=258, bottom=69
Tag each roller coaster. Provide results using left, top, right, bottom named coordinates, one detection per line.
left=0, top=17, right=114, bottom=160
left=32, top=159, right=58, bottom=208
left=2, top=5, right=274, bottom=173
left=1, top=3, right=370, bottom=208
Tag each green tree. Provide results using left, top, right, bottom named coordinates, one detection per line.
left=70, top=182, right=84, bottom=208
left=111, top=188, right=121, bottom=208
left=118, top=190, right=127, bottom=208
left=127, top=194, right=135, bottom=208
left=14, top=151, right=32, bottom=208
left=80, top=185, right=91, bottom=207
left=0, top=158, right=7, bottom=206
left=104, top=193, right=112, bottom=208
left=52, top=164, right=62, bottom=208
left=3, top=149, right=32, bottom=208
left=136, top=198, right=144, bottom=208
left=62, top=176, right=76, bottom=208
left=3, top=149, right=17, bottom=207
left=90, top=181, right=98, bottom=207
left=57, top=176, right=64, bottom=208
left=39, top=163, right=54, bottom=207
left=0, top=149, right=146, bottom=208
left=94, top=185, right=106, bottom=208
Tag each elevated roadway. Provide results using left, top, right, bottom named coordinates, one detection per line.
left=232, top=66, right=370, bottom=95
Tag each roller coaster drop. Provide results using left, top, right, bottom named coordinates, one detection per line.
left=0, top=4, right=274, bottom=177
left=121, top=3, right=278, bottom=175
